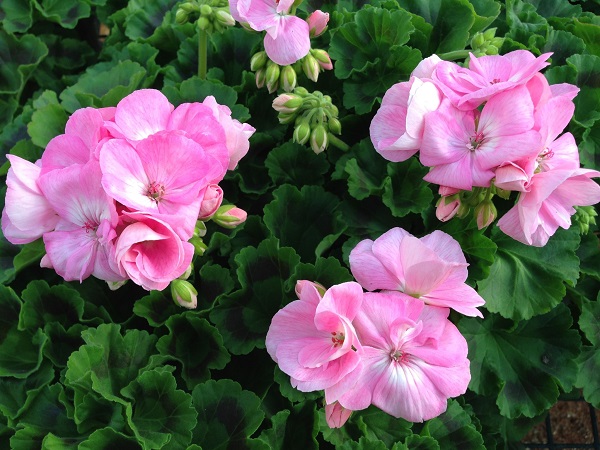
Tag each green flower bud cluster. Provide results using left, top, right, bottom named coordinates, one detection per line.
left=470, top=28, right=504, bottom=57
left=273, top=88, right=347, bottom=154
left=175, top=0, right=235, bottom=34
left=573, top=205, right=598, bottom=235
left=251, top=52, right=299, bottom=93
left=452, top=185, right=500, bottom=229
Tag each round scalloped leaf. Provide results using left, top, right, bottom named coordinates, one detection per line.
left=576, top=346, right=600, bottom=408
left=382, top=158, right=434, bottom=218
left=265, top=142, right=331, bottom=187
left=0, top=0, right=34, bottom=33
left=79, top=428, right=142, bottom=450
left=31, top=0, right=90, bottom=29
left=0, top=30, right=48, bottom=95
left=420, top=400, right=484, bottom=450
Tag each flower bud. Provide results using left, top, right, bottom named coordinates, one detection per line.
left=310, top=124, right=328, bottom=154
left=483, top=27, right=497, bottom=40
left=435, top=195, right=460, bottom=222
left=178, top=263, right=193, bottom=280
left=107, top=280, right=128, bottom=291
left=265, top=61, right=281, bottom=93
left=179, top=2, right=197, bottom=13
left=198, top=184, right=224, bottom=220
left=307, top=10, right=329, bottom=37
left=194, top=220, right=207, bottom=238
left=295, top=280, right=327, bottom=298
left=250, top=51, right=268, bottom=71
left=311, top=49, right=333, bottom=71
left=175, top=8, right=190, bottom=25
left=215, top=9, right=235, bottom=27
left=471, top=32, right=486, bottom=49
left=255, top=68, right=266, bottom=88
left=438, top=185, right=460, bottom=197
left=277, top=112, right=296, bottom=124
left=190, top=236, right=208, bottom=255
left=328, top=117, right=341, bottom=135
left=272, top=93, right=303, bottom=114
left=213, top=205, right=247, bottom=229
left=170, top=279, right=198, bottom=309
left=325, top=402, right=351, bottom=428
left=474, top=200, right=497, bottom=229
left=573, top=205, right=598, bottom=235
left=200, top=4, right=212, bottom=16
left=302, top=53, right=320, bottom=82
left=280, top=65, right=297, bottom=92
left=293, top=121, right=311, bottom=145
left=294, top=86, right=309, bottom=97
left=197, top=16, right=212, bottom=31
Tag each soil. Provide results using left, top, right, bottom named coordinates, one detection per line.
left=522, top=400, right=600, bottom=448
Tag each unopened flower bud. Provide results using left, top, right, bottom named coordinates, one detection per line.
left=194, top=220, right=207, bottom=238
left=200, top=4, right=212, bottom=16
left=250, top=51, right=268, bottom=71
left=471, top=32, right=485, bottom=49
left=197, top=16, right=211, bottom=31
left=486, top=45, right=499, bottom=55
left=280, top=65, right=297, bottom=92
left=190, top=236, right=208, bottom=255
left=215, top=9, right=235, bottom=27
left=294, top=86, right=309, bottom=97
left=255, top=68, right=266, bottom=88
left=171, top=279, right=198, bottom=309
left=302, top=54, right=320, bottom=82
left=328, top=117, right=341, bottom=135
left=265, top=61, right=280, bottom=93
left=272, top=93, right=303, bottom=114
left=483, top=28, right=497, bottom=40
left=175, top=8, right=190, bottom=24
left=474, top=200, right=497, bottom=229
left=293, top=121, right=311, bottom=145
left=310, top=124, right=328, bottom=154
left=573, top=205, right=598, bottom=235
left=213, top=205, right=247, bottom=229
left=436, top=195, right=460, bottom=222
left=311, top=49, right=333, bottom=71
left=198, top=184, right=224, bottom=220
left=178, top=263, right=193, bottom=280
left=277, top=112, right=296, bottom=124
left=307, top=10, right=329, bottom=37
left=179, top=2, right=197, bottom=13
left=295, top=280, right=327, bottom=297
left=325, top=402, right=352, bottom=429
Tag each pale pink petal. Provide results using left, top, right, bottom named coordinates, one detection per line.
left=324, top=402, right=352, bottom=428
left=40, top=134, right=91, bottom=174
left=317, top=282, right=363, bottom=322
left=478, top=86, right=535, bottom=137
left=263, top=16, right=310, bottom=65
left=404, top=79, right=442, bottom=139
left=64, top=107, right=107, bottom=151
left=242, top=0, right=279, bottom=31
left=540, top=132, right=580, bottom=172
left=43, top=225, right=96, bottom=282
left=422, top=153, right=476, bottom=191
left=421, top=282, right=485, bottom=317
left=535, top=96, right=575, bottom=145
left=349, top=239, right=402, bottom=291
left=113, top=89, right=173, bottom=141
left=419, top=230, right=467, bottom=266
left=411, top=54, right=442, bottom=79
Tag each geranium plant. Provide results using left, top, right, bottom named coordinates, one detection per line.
left=1, top=0, right=600, bottom=448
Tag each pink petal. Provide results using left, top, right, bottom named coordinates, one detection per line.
left=422, top=282, right=485, bottom=317
left=43, top=226, right=96, bottom=282
left=349, top=238, right=402, bottom=291
left=41, top=134, right=91, bottom=175
left=113, top=89, right=173, bottom=141
left=64, top=107, right=107, bottom=151
left=263, top=16, right=310, bottom=65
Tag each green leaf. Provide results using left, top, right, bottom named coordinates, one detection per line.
left=580, top=122, right=600, bottom=170
left=576, top=346, right=600, bottom=408
left=192, top=379, right=264, bottom=449
left=330, top=6, right=415, bottom=79
left=477, top=227, right=580, bottom=321
left=59, top=61, right=147, bottom=113
left=468, top=0, right=502, bottom=34
left=18, top=280, right=86, bottom=331
left=579, top=297, right=600, bottom=346
left=338, top=437, right=388, bottom=450
left=0, top=0, right=34, bottom=33
left=196, top=263, right=235, bottom=310
left=542, top=29, right=586, bottom=66
left=17, top=383, right=78, bottom=436
left=397, top=435, right=440, bottom=450
left=124, top=0, right=179, bottom=41
left=397, top=0, right=476, bottom=53
left=505, top=0, right=548, bottom=46
left=156, top=314, right=230, bottom=389
left=257, top=409, right=291, bottom=450
left=70, top=389, right=126, bottom=435
left=569, top=18, right=600, bottom=56
left=43, top=323, right=86, bottom=368
left=26, top=103, right=68, bottom=148
left=122, top=367, right=197, bottom=450
left=65, top=324, right=158, bottom=405
left=344, top=138, right=388, bottom=200
left=264, top=185, right=346, bottom=261
left=291, top=257, right=353, bottom=290
left=273, top=365, right=321, bottom=404
left=132, top=290, right=184, bottom=328
left=31, top=0, right=90, bottom=28
left=382, top=158, right=434, bottom=218
left=459, top=304, right=581, bottom=418
left=79, top=428, right=142, bottom=450
left=209, top=238, right=300, bottom=354
left=421, top=400, right=484, bottom=450
left=265, top=142, right=330, bottom=187
left=12, top=238, right=47, bottom=277
left=0, top=29, right=48, bottom=95
left=355, top=406, right=413, bottom=447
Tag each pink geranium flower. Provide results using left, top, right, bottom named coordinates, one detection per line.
left=420, top=86, right=541, bottom=190
left=497, top=168, right=600, bottom=246
left=2, top=155, right=59, bottom=244
left=99, top=131, right=224, bottom=239
left=37, top=161, right=123, bottom=282
left=349, top=228, right=485, bottom=317
left=112, top=211, right=194, bottom=291
left=332, top=291, right=471, bottom=422
left=433, top=50, right=552, bottom=110
left=266, top=281, right=364, bottom=393
left=231, top=0, right=310, bottom=65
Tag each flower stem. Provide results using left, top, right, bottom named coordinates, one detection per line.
left=437, top=50, right=471, bottom=61
left=328, top=133, right=350, bottom=151
left=198, top=28, right=208, bottom=79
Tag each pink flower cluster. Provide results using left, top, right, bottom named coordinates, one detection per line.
left=229, top=0, right=328, bottom=65
left=266, top=229, right=482, bottom=426
left=370, top=51, right=600, bottom=246
left=2, top=89, right=255, bottom=291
